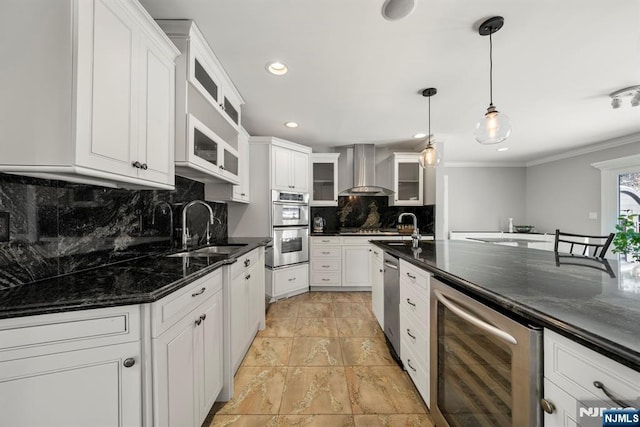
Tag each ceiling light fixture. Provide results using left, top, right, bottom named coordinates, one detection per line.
left=284, top=121, right=298, bottom=128
left=267, top=61, right=288, bottom=75
left=419, top=88, right=441, bottom=168
left=496, top=147, right=509, bottom=152
left=609, top=85, right=640, bottom=108
left=474, top=16, right=512, bottom=145
left=413, top=133, right=427, bottom=139
left=381, top=0, right=416, bottom=21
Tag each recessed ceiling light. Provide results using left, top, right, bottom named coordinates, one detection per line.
left=284, top=122, right=298, bottom=128
left=267, top=62, right=288, bottom=75
left=413, top=133, right=427, bottom=139
left=496, top=147, right=509, bottom=152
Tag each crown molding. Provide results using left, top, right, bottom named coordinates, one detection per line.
left=444, top=162, right=526, bottom=168
left=525, top=132, right=640, bottom=167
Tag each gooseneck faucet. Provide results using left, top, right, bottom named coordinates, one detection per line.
left=151, top=201, right=174, bottom=242
left=398, top=212, right=421, bottom=248
left=181, top=200, right=219, bottom=249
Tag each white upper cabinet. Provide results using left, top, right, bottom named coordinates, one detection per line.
left=156, top=20, right=244, bottom=185
left=310, top=153, right=340, bottom=206
left=0, top=0, right=179, bottom=189
left=254, top=138, right=310, bottom=193
left=205, top=126, right=251, bottom=203
left=390, top=153, right=424, bottom=206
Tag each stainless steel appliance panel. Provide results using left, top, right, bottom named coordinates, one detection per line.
left=383, top=252, right=401, bottom=361
left=272, top=190, right=309, bottom=227
left=267, top=226, right=309, bottom=268
left=430, top=278, right=542, bottom=427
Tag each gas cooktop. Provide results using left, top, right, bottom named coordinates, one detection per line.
left=339, top=228, right=400, bottom=235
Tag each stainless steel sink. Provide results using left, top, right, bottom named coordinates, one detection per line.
left=165, top=244, right=247, bottom=258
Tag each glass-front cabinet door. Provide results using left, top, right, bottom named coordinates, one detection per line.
left=186, top=114, right=239, bottom=185
left=392, top=153, right=423, bottom=206
left=310, top=153, right=340, bottom=206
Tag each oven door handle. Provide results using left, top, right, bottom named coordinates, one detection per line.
left=433, top=289, right=518, bottom=346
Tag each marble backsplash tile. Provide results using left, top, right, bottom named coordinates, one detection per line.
left=0, top=174, right=227, bottom=288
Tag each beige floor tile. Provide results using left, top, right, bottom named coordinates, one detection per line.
left=353, top=414, right=433, bottom=427
left=208, top=414, right=279, bottom=427
left=298, top=302, right=333, bottom=318
left=359, top=293, right=372, bottom=304
left=258, top=318, right=298, bottom=338
left=242, top=338, right=293, bottom=367
left=280, top=367, right=352, bottom=415
left=277, top=414, right=355, bottom=426
left=294, top=318, right=338, bottom=337
left=340, top=337, right=396, bottom=366
left=333, top=302, right=373, bottom=319
left=336, top=318, right=383, bottom=338
left=345, top=366, right=427, bottom=414
left=267, top=300, right=300, bottom=319
left=217, top=367, right=288, bottom=415
left=295, top=292, right=333, bottom=303
left=331, top=292, right=367, bottom=303
left=289, top=338, right=343, bottom=367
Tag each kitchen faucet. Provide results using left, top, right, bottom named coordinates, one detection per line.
left=181, top=200, right=220, bottom=249
left=398, top=212, right=421, bottom=248
left=151, top=201, right=174, bottom=242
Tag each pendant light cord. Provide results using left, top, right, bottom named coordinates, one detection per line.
left=428, top=95, right=431, bottom=144
left=489, top=31, right=494, bottom=106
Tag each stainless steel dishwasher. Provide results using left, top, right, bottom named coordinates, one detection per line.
left=383, top=252, right=401, bottom=364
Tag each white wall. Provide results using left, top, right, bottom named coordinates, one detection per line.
left=444, top=166, right=527, bottom=232
left=526, top=140, right=640, bottom=235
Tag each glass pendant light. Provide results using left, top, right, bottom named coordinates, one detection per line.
left=474, top=16, right=511, bottom=145
left=419, top=88, right=441, bottom=168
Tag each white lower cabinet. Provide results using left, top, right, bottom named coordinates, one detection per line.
left=542, top=329, right=640, bottom=427
left=152, top=269, right=223, bottom=427
left=0, top=306, right=142, bottom=426
left=341, top=245, right=372, bottom=288
left=399, top=259, right=431, bottom=407
left=267, top=263, right=309, bottom=300
left=370, top=245, right=384, bottom=328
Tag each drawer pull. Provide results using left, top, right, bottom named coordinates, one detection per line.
left=244, top=258, right=251, bottom=267
left=540, top=398, right=556, bottom=414
left=406, top=329, right=416, bottom=340
left=288, top=277, right=296, bottom=282
left=406, top=298, right=416, bottom=307
left=321, top=251, right=331, bottom=255
left=406, top=272, right=417, bottom=279
left=123, top=358, right=135, bottom=368
left=593, top=381, right=632, bottom=408
left=322, top=278, right=330, bottom=282
left=191, top=287, right=206, bottom=297
left=407, top=359, right=417, bottom=372
left=321, top=240, right=330, bottom=243
left=322, top=265, right=330, bottom=268
left=245, top=274, right=251, bottom=280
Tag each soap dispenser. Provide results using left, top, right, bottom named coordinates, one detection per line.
left=508, top=218, right=513, bottom=233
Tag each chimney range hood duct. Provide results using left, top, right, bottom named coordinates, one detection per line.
left=339, top=144, right=394, bottom=196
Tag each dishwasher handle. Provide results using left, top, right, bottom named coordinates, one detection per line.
left=384, top=261, right=399, bottom=270
left=433, top=289, right=518, bottom=346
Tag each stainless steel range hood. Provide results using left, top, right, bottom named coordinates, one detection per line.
left=339, top=144, right=394, bottom=196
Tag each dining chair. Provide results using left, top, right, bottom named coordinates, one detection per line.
left=554, top=229, right=615, bottom=259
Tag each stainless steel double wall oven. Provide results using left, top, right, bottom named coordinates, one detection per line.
left=266, top=190, right=309, bottom=268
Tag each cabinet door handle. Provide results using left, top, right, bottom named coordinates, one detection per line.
left=132, top=161, right=142, bottom=169
left=195, top=318, right=202, bottom=326
left=241, top=193, right=246, bottom=196
left=373, top=251, right=379, bottom=255
left=406, top=329, right=416, bottom=340
left=245, top=274, right=251, bottom=280
left=540, top=398, right=556, bottom=414
left=593, top=381, right=632, bottom=408
left=406, top=298, right=416, bottom=307
left=200, top=314, right=207, bottom=322
left=123, top=358, right=136, bottom=368
left=288, top=277, right=296, bottom=281
left=407, top=359, right=417, bottom=372
left=220, top=165, right=225, bottom=170
left=140, top=163, right=148, bottom=170
left=379, top=269, right=384, bottom=273
left=244, top=259, right=251, bottom=267
left=192, top=287, right=206, bottom=297
left=406, top=272, right=416, bottom=279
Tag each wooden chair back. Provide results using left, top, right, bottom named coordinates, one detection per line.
left=554, top=229, right=615, bottom=259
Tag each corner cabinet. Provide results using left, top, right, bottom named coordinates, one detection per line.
left=0, top=0, right=179, bottom=190
left=310, top=153, right=340, bottom=206
left=390, top=153, right=424, bottom=206
left=156, top=20, right=244, bottom=185
left=205, top=126, right=251, bottom=203
left=0, top=306, right=142, bottom=426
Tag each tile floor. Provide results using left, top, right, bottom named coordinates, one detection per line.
left=203, top=291, right=434, bottom=427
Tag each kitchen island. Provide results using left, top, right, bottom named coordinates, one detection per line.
left=372, top=239, right=640, bottom=370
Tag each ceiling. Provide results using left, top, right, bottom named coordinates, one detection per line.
left=140, top=0, right=640, bottom=164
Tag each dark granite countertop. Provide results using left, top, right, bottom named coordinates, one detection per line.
left=0, top=237, right=271, bottom=319
left=373, top=239, right=640, bottom=371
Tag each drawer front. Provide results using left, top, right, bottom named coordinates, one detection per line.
left=311, top=259, right=340, bottom=272
left=400, top=259, right=430, bottom=291
left=152, top=268, right=223, bottom=337
left=311, top=236, right=341, bottom=245
left=0, top=306, right=139, bottom=353
left=400, top=280, right=429, bottom=326
left=310, top=272, right=341, bottom=285
left=311, top=246, right=341, bottom=258
left=274, top=264, right=309, bottom=295
left=230, top=248, right=260, bottom=279
left=400, top=310, right=428, bottom=369
left=544, top=329, right=640, bottom=404
left=401, top=338, right=429, bottom=406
